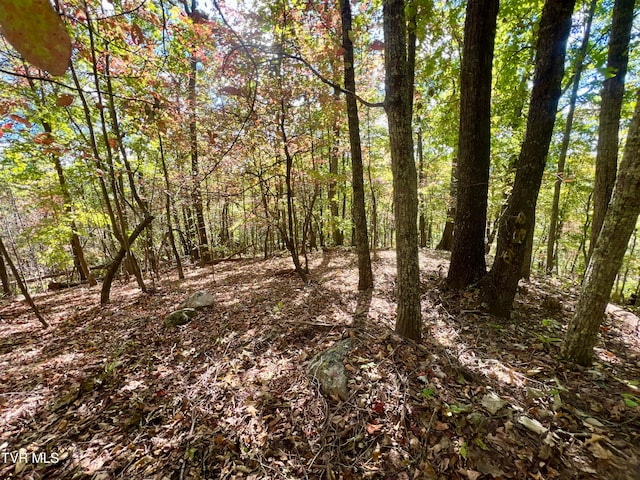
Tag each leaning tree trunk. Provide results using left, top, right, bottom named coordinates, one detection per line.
left=101, top=216, right=155, bottom=304
left=383, top=0, right=422, bottom=341
left=447, top=0, right=499, bottom=289
left=562, top=90, right=640, bottom=366
left=588, top=0, right=636, bottom=261
left=340, top=0, right=373, bottom=290
left=481, top=0, right=576, bottom=318
left=0, top=235, right=47, bottom=327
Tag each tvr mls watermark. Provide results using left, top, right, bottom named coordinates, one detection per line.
left=2, top=451, right=60, bottom=464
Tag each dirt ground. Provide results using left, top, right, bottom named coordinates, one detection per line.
left=1, top=249, right=639, bottom=479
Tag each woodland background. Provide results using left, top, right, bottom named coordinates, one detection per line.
left=0, top=0, right=637, bottom=308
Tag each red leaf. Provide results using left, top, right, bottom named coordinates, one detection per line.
left=56, top=94, right=74, bottom=107
left=9, top=114, right=31, bottom=128
left=130, top=24, right=145, bottom=45
left=372, top=400, right=385, bottom=414
left=370, top=39, right=385, bottom=51
left=34, top=132, right=54, bottom=144
left=336, top=47, right=346, bottom=57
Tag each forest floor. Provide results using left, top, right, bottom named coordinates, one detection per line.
left=1, top=249, right=639, bottom=480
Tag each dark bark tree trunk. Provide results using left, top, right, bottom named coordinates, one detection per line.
left=189, top=57, right=211, bottom=264
left=436, top=158, right=457, bottom=251
left=340, top=0, right=373, bottom=290
left=589, top=0, right=636, bottom=261
left=383, top=0, right=421, bottom=341
left=183, top=0, right=211, bottom=264
left=417, top=125, right=427, bottom=248
left=481, top=0, right=576, bottom=317
left=329, top=88, right=344, bottom=247
left=546, top=0, right=597, bottom=275
left=0, top=235, right=47, bottom=327
left=159, top=133, right=184, bottom=280
left=0, top=253, right=12, bottom=297
left=447, top=0, right=499, bottom=289
left=562, top=90, right=640, bottom=366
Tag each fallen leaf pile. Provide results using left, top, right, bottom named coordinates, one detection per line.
left=0, top=249, right=638, bottom=479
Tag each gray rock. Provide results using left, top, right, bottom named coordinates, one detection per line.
left=179, top=290, right=215, bottom=310
left=164, top=308, right=198, bottom=327
left=308, top=340, right=351, bottom=401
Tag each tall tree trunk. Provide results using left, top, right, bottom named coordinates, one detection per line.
left=159, top=133, right=184, bottom=280
left=0, top=253, right=12, bottom=297
left=447, top=0, right=499, bottom=289
left=0, top=235, right=48, bottom=327
left=383, top=0, right=421, bottom=341
left=546, top=0, right=597, bottom=275
left=562, top=90, right=640, bottom=366
left=47, top=122, right=97, bottom=287
left=189, top=56, right=211, bottom=264
left=329, top=88, right=344, bottom=246
left=589, top=0, right=636, bottom=261
left=340, top=0, right=373, bottom=290
left=436, top=159, right=457, bottom=251
left=417, top=125, right=427, bottom=248
left=481, top=0, right=576, bottom=317
left=278, top=102, right=308, bottom=283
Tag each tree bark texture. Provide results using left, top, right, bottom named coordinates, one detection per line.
left=383, top=0, right=422, bottom=341
left=562, top=90, right=640, bottom=366
left=481, top=0, right=575, bottom=317
left=589, top=0, right=636, bottom=261
left=0, top=253, right=12, bottom=297
left=189, top=56, right=211, bottom=264
left=340, top=0, right=373, bottom=290
left=436, top=158, right=456, bottom=251
left=447, top=0, right=499, bottom=289
left=546, top=0, right=597, bottom=274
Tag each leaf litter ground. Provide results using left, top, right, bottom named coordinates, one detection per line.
left=0, top=249, right=639, bottom=479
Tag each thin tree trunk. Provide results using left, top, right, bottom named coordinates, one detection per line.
left=436, top=158, right=457, bottom=251
left=100, top=215, right=155, bottom=304
left=159, top=133, right=184, bottom=279
left=0, top=253, right=12, bottom=297
left=340, top=0, right=373, bottom=290
left=562, top=89, right=640, bottom=366
left=383, top=0, right=421, bottom=341
left=481, top=0, right=576, bottom=317
left=447, top=0, right=499, bottom=289
left=0, top=235, right=48, bottom=327
left=329, top=89, right=344, bottom=246
left=417, top=125, right=427, bottom=248
left=546, top=0, right=596, bottom=275
left=589, top=0, right=636, bottom=261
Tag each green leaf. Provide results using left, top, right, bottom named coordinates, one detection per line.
left=0, top=0, right=71, bottom=76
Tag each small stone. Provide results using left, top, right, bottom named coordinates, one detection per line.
left=164, top=308, right=198, bottom=327
left=179, top=291, right=215, bottom=310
